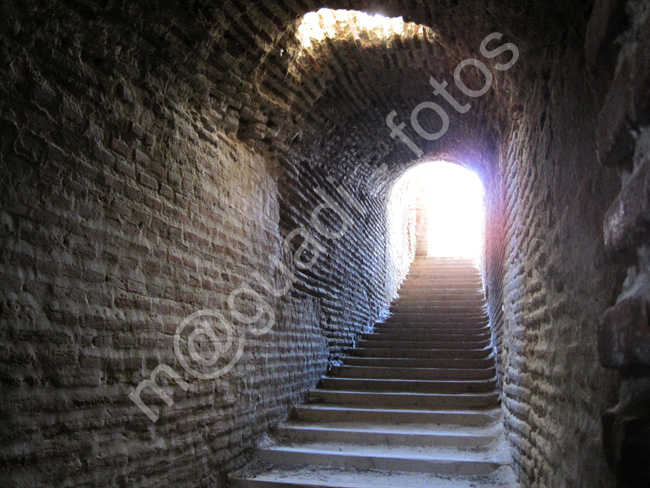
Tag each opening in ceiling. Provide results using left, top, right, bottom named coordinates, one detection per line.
left=296, top=8, right=432, bottom=51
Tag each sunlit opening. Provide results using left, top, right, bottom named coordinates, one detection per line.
left=296, top=9, right=421, bottom=50
left=407, top=162, right=485, bottom=258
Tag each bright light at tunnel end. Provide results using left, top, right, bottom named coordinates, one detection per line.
left=397, top=162, right=485, bottom=259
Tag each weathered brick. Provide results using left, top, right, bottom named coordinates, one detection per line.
left=138, top=171, right=158, bottom=190
left=110, top=137, right=131, bottom=159
left=134, top=148, right=150, bottom=166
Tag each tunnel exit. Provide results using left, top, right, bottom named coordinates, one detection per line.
left=394, top=161, right=485, bottom=259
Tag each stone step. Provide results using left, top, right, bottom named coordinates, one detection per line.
left=382, top=317, right=488, bottom=323
left=388, top=312, right=488, bottom=319
left=390, top=305, right=485, bottom=312
left=308, top=389, right=499, bottom=409
left=387, top=311, right=487, bottom=317
left=255, top=442, right=509, bottom=476
left=409, top=262, right=479, bottom=268
left=399, top=278, right=481, bottom=283
left=404, top=279, right=481, bottom=284
left=396, top=289, right=483, bottom=293
left=400, top=275, right=481, bottom=281
left=349, top=347, right=492, bottom=359
left=356, top=340, right=491, bottom=350
left=291, top=405, right=502, bottom=426
left=390, top=303, right=486, bottom=316
left=371, top=324, right=490, bottom=334
left=384, top=319, right=489, bottom=327
left=397, top=289, right=484, bottom=296
left=395, top=295, right=485, bottom=302
left=275, top=423, right=500, bottom=448
left=404, top=278, right=481, bottom=283
left=330, top=365, right=495, bottom=380
left=319, top=377, right=497, bottom=394
left=369, top=330, right=490, bottom=338
left=376, top=323, right=489, bottom=331
left=343, top=356, right=495, bottom=369
left=230, top=465, right=518, bottom=488
left=360, top=332, right=491, bottom=342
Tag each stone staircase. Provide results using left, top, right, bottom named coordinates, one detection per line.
left=231, top=257, right=517, bottom=487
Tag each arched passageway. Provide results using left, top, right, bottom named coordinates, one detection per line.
left=0, top=1, right=648, bottom=487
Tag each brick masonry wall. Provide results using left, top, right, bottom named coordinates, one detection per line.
left=484, top=46, right=624, bottom=486
left=0, top=61, right=329, bottom=487
left=0, top=2, right=416, bottom=486
left=275, top=151, right=414, bottom=356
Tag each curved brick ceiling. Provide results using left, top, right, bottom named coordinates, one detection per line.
left=140, top=0, right=591, bottom=182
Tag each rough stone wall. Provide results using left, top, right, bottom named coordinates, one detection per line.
left=485, top=46, right=623, bottom=487
left=0, top=1, right=411, bottom=486
left=588, top=0, right=650, bottom=486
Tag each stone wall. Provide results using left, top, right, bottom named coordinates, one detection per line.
left=485, top=25, right=624, bottom=488
left=587, top=0, right=650, bottom=485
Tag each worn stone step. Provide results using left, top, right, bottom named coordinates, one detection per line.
left=290, top=404, right=502, bottom=426
left=384, top=319, right=489, bottom=327
left=308, top=389, right=499, bottom=409
left=274, top=423, right=499, bottom=448
left=343, top=356, right=495, bottom=369
left=371, top=324, right=490, bottom=333
left=391, top=296, right=485, bottom=304
left=231, top=464, right=518, bottom=488
left=409, top=261, right=479, bottom=266
left=330, top=365, right=495, bottom=380
left=404, top=279, right=481, bottom=285
left=370, top=330, right=490, bottom=338
left=391, top=304, right=486, bottom=312
left=349, top=347, right=492, bottom=359
left=255, top=442, right=509, bottom=476
left=356, top=340, right=491, bottom=351
left=397, top=290, right=484, bottom=296
left=381, top=318, right=488, bottom=324
left=375, top=323, right=491, bottom=337
left=388, top=312, right=487, bottom=319
left=396, top=288, right=483, bottom=294
left=389, top=311, right=486, bottom=316
left=395, top=295, right=485, bottom=302
left=399, top=282, right=483, bottom=289
left=319, top=377, right=497, bottom=394
left=390, top=304, right=485, bottom=312
left=361, top=332, right=491, bottom=342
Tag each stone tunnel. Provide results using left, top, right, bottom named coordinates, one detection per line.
left=1, top=0, right=650, bottom=486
